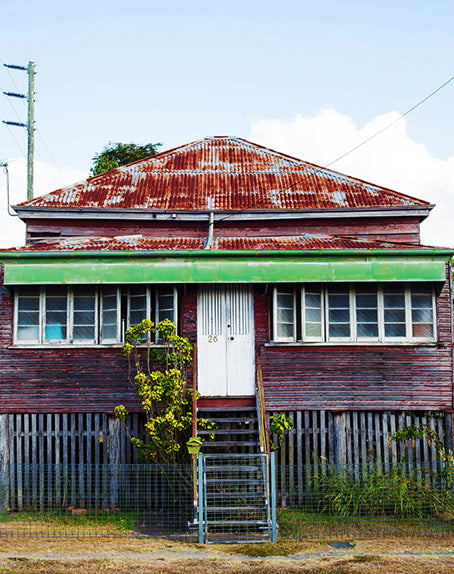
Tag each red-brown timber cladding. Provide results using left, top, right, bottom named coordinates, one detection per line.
left=254, top=265, right=453, bottom=412
left=0, top=274, right=199, bottom=413
left=25, top=216, right=421, bottom=246
left=0, top=273, right=451, bottom=413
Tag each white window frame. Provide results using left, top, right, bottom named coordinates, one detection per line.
left=71, top=286, right=98, bottom=345
left=14, top=285, right=179, bottom=346
left=301, top=285, right=324, bottom=342
left=326, top=286, right=354, bottom=343
left=273, top=286, right=296, bottom=342
left=271, top=283, right=437, bottom=345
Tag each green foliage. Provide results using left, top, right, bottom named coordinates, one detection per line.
left=90, top=141, right=162, bottom=176
left=269, top=413, right=293, bottom=450
left=392, top=421, right=453, bottom=463
left=116, top=319, right=195, bottom=464
left=307, top=465, right=454, bottom=518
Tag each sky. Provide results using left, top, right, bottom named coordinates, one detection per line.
left=0, top=0, right=453, bottom=247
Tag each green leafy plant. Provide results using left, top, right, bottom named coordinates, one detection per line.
left=307, top=464, right=454, bottom=518
left=115, top=319, right=195, bottom=465
left=269, top=413, right=293, bottom=450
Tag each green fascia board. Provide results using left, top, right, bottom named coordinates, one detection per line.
left=1, top=249, right=450, bottom=284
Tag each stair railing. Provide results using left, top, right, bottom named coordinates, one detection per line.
left=192, top=343, right=198, bottom=525
left=255, top=344, right=270, bottom=455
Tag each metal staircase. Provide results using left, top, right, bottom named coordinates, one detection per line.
left=194, top=405, right=274, bottom=543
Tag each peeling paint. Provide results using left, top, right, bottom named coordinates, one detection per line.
left=15, top=137, right=430, bottom=213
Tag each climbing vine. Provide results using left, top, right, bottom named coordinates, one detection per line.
left=115, top=319, right=204, bottom=464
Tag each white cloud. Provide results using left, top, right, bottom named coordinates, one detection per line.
left=250, top=109, right=454, bottom=248
left=0, top=159, right=86, bottom=247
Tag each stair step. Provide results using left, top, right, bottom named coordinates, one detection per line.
left=199, top=430, right=258, bottom=436
left=205, top=506, right=266, bottom=512
left=203, top=417, right=257, bottom=424
left=205, top=520, right=269, bottom=527
left=206, top=464, right=262, bottom=472
left=207, top=492, right=265, bottom=500
left=202, top=441, right=260, bottom=447
left=206, top=477, right=263, bottom=484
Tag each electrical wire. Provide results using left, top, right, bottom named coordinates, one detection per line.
left=216, top=73, right=454, bottom=224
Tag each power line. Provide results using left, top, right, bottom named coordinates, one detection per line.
left=216, top=73, right=454, bottom=224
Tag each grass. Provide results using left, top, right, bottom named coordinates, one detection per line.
left=0, top=509, right=139, bottom=532
left=276, top=507, right=454, bottom=539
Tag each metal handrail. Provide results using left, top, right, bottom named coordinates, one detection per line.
left=255, top=344, right=270, bottom=455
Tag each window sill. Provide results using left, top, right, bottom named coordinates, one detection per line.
left=9, top=343, right=168, bottom=350
left=265, top=341, right=439, bottom=348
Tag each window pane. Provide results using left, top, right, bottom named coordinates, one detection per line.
left=74, top=325, right=96, bottom=340
left=413, top=323, right=433, bottom=338
left=129, top=286, right=147, bottom=327
left=157, top=288, right=176, bottom=324
left=329, top=309, right=350, bottom=322
left=17, top=326, right=39, bottom=341
left=306, top=323, right=322, bottom=338
left=356, top=287, right=378, bottom=339
left=18, top=298, right=39, bottom=311
left=275, top=288, right=295, bottom=340
left=303, top=287, right=323, bottom=340
left=305, top=293, right=322, bottom=308
left=411, top=286, right=434, bottom=339
left=385, top=323, right=406, bottom=337
left=383, top=286, right=406, bottom=339
left=17, top=288, right=40, bottom=342
left=358, top=323, right=378, bottom=337
left=277, top=322, right=294, bottom=339
left=330, top=323, right=350, bottom=337
left=45, top=287, right=67, bottom=341
left=306, top=308, right=321, bottom=323
left=101, top=287, right=118, bottom=342
left=277, top=308, right=294, bottom=323
left=327, top=288, right=350, bottom=338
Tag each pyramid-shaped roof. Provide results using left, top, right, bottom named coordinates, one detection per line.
left=15, top=136, right=431, bottom=213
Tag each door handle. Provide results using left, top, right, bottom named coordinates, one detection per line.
left=230, top=336, right=234, bottom=340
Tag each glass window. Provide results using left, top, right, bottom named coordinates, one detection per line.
left=271, top=283, right=436, bottom=344
left=128, top=286, right=148, bottom=328
left=45, top=286, right=67, bottom=341
left=274, top=288, right=296, bottom=341
left=17, top=287, right=40, bottom=342
left=302, top=286, right=323, bottom=341
left=411, top=286, right=434, bottom=339
left=73, top=286, right=97, bottom=342
left=327, top=286, right=351, bottom=339
left=383, top=286, right=406, bottom=338
left=101, top=287, right=119, bottom=343
left=356, top=286, right=378, bottom=339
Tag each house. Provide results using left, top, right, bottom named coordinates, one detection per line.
left=0, top=135, right=452, bottom=474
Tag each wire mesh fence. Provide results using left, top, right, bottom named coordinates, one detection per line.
left=0, top=463, right=196, bottom=539
left=0, top=461, right=454, bottom=539
left=277, top=461, right=454, bottom=540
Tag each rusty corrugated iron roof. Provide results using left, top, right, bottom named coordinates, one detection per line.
left=3, top=234, right=435, bottom=253
left=15, top=137, right=430, bottom=212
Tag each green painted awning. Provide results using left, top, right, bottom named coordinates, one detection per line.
left=1, top=249, right=449, bottom=284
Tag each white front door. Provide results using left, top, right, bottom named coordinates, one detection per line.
left=197, top=285, right=255, bottom=396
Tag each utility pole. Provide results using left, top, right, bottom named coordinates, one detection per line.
left=27, top=61, right=35, bottom=201
left=3, top=60, right=36, bottom=200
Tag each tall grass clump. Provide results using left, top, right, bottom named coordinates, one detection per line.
left=306, top=464, right=454, bottom=519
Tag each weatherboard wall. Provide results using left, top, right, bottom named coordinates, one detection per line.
left=25, top=215, right=421, bottom=246
left=0, top=270, right=452, bottom=413
left=254, top=265, right=454, bottom=412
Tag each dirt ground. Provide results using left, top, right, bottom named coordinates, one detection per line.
left=0, top=536, right=453, bottom=573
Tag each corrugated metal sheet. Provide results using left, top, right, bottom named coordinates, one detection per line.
left=16, top=137, right=430, bottom=212
left=3, top=233, right=433, bottom=253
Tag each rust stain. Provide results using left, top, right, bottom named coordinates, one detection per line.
left=17, top=137, right=430, bottom=212
left=3, top=233, right=434, bottom=253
